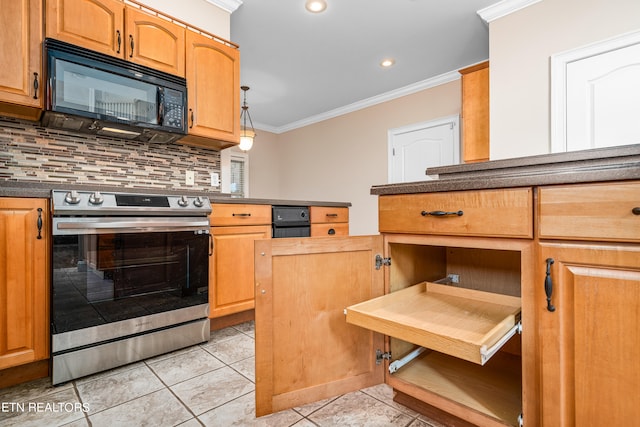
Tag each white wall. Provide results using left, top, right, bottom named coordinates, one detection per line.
left=489, top=0, right=640, bottom=159
left=135, top=0, right=230, bottom=39
left=249, top=81, right=462, bottom=236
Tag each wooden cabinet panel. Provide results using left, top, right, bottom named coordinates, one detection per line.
left=181, top=30, right=240, bottom=149
left=0, top=0, right=43, bottom=120
left=46, top=1, right=185, bottom=77
left=46, top=0, right=124, bottom=57
left=311, top=222, right=348, bottom=237
left=379, top=188, right=533, bottom=238
left=255, top=236, right=385, bottom=416
left=539, top=181, right=640, bottom=242
left=209, top=203, right=271, bottom=226
left=124, top=6, right=185, bottom=77
left=0, top=198, right=49, bottom=370
left=210, top=225, right=270, bottom=318
left=310, top=206, right=349, bottom=223
left=538, top=243, right=640, bottom=426
left=460, top=61, right=489, bottom=163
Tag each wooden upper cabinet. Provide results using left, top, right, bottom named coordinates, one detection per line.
left=0, top=0, right=43, bottom=120
left=46, top=0, right=185, bottom=77
left=46, top=0, right=125, bottom=57
left=124, top=6, right=185, bottom=77
left=181, top=30, right=240, bottom=149
left=0, top=198, right=50, bottom=370
left=459, top=61, right=489, bottom=163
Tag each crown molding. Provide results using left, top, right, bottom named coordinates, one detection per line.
left=204, top=0, right=243, bottom=13
left=477, top=0, right=542, bottom=24
left=256, top=70, right=464, bottom=134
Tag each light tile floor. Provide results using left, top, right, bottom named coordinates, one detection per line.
left=0, top=322, right=445, bottom=427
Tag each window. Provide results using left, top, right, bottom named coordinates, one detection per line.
left=221, top=149, right=249, bottom=198
left=230, top=155, right=247, bottom=197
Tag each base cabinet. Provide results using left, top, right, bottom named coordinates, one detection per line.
left=538, top=243, right=640, bottom=426
left=255, top=234, right=535, bottom=427
left=0, top=198, right=49, bottom=370
left=209, top=204, right=271, bottom=319
left=537, top=180, right=640, bottom=426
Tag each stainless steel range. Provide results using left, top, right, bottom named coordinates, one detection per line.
left=50, top=190, right=211, bottom=385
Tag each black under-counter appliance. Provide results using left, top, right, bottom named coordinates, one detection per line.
left=272, top=205, right=310, bottom=238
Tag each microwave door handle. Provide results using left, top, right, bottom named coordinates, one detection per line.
left=157, top=88, right=164, bottom=126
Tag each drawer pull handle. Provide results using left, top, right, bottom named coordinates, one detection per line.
left=633, top=207, right=640, bottom=215
left=545, top=258, right=556, bottom=312
left=326, top=213, right=339, bottom=217
left=328, top=228, right=336, bottom=235
left=232, top=213, right=252, bottom=217
left=421, top=210, right=463, bottom=217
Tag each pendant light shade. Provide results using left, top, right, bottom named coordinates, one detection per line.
left=239, top=86, right=255, bottom=151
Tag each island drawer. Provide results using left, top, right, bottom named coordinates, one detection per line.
left=538, top=181, right=640, bottom=242
left=378, top=188, right=533, bottom=238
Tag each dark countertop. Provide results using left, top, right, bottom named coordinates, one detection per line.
left=0, top=181, right=351, bottom=208
left=371, top=144, right=640, bottom=195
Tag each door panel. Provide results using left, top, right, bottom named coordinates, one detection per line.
left=565, top=41, right=640, bottom=151
left=255, top=236, right=385, bottom=416
left=539, top=243, right=640, bottom=426
left=389, top=117, right=459, bottom=183
left=46, top=0, right=124, bottom=57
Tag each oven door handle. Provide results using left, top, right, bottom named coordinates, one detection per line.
left=53, top=217, right=210, bottom=235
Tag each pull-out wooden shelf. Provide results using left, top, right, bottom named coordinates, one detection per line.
left=345, top=282, right=521, bottom=365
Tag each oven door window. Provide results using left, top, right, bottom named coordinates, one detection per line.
left=52, top=231, right=208, bottom=334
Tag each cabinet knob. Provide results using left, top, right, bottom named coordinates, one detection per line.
left=632, top=207, right=640, bottom=215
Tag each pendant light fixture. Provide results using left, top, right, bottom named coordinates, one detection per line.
left=239, top=85, right=255, bottom=151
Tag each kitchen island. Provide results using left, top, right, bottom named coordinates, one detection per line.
left=255, top=143, right=640, bottom=427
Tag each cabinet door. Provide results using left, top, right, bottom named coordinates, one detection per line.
left=0, top=0, right=43, bottom=119
left=255, top=236, right=385, bottom=416
left=182, top=30, right=240, bottom=148
left=46, top=0, right=125, bottom=57
left=538, top=242, right=640, bottom=426
left=210, top=225, right=271, bottom=318
left=0, top=198, right=49, bottom=369
left=125, top=6, right=185, bottom=77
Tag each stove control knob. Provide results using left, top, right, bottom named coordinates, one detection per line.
left=178, top=195, right=189, bottom=207
left=89, top=191, right=104, bottom=205
left=193, top=196, right=205, bottom=207
left=64, top=190, right=81, bottom=204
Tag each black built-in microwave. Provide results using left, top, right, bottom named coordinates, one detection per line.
left=42, top=38, right=187, bottom=143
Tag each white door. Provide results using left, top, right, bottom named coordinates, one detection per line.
left=388, top=116, right=459, bottom=183
left=552, top=31, right=640, bottom=152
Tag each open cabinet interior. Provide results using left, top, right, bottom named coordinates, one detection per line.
left=348, top=242, right=524, bottom=427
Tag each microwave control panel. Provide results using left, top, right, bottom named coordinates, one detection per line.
left=162, top=88, right=185, bottom=130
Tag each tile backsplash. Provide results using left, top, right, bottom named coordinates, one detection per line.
left=0, top=116, right=221, bottom=191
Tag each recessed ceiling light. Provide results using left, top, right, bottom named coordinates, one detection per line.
left=380, top=58, right=396, bottom=68
left=305, top=0, right=327, bottom=13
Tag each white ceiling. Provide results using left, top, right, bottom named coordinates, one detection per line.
left=229, top=0, right=498, bottom=133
